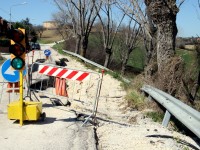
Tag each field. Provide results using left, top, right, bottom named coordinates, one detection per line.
left=38, top=29, right=63, bottom=44
left=176, top=48, right=200, bottom=73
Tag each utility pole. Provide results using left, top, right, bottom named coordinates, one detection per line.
left=9, top=2, right=28, bottom=25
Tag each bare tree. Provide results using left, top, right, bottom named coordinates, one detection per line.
left=54, top=0, right=101, bottom=57
left=52, top=12, right=73, bottom=40
left=97, top=0, right=125, bottom=67
left=117, top=0, right=157, bottom=69
left=118, top=19, right=141, bottom=75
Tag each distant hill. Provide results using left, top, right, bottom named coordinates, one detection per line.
left=39, top=29, right=63, bottom=44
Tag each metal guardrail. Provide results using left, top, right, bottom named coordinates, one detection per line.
left=141, top=85, right=200, bottom=138
left=62, top=50, right=110, bottom=71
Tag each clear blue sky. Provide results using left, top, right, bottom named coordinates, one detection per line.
left=176, top=0, right=200, bottom=37
left=0, top=0, right=57, bottom=26
left=0, top=0, right=199, bottom=37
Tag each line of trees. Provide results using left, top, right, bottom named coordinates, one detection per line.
left=53, top=0, right=200, bottom=102
left=53, top=0, right=141, bottom=70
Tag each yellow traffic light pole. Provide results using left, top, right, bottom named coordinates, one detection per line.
left=19, top=70, right=23, bottom=126
left=19, top=28, right=25, bottom=126
left=9, top=37, right=24, bottom=125
left=7, top=28, right=44, bottom=125
left=8, top=28, right=26, bottom=126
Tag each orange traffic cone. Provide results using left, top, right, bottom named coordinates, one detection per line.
left=7, top=82, right=19, bottom=93
left=55, top=77, right=68, bottom=97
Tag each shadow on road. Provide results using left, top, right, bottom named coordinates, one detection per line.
left=13, top=117, right=57, bottom=125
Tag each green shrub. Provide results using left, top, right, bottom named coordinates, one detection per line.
left=125, top=90, right=146, bottom=110
left=145, top=111, right=164, bottom=123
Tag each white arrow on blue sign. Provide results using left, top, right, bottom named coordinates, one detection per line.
left=44, top=49, right=51, bottom=56
left=1, top=59, right=27, bottom=83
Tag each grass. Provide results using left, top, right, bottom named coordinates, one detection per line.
left=38, top=30, right=63, bottom=44
left=127, top=46, right=146, bottom=70
left=145, top=111, right=164, bottom=123
left=122, top=74, right=147, bottom=110
left=176, top=48, right=197, bottom=70
left=52, top=42, right=65, bottom=54
left=113, top=44, right=146, bottom=71
left=106, top=70, right=121, bottom=80
left=125, top=90, right=146, bottom=110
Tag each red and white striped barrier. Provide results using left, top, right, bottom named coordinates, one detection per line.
left=38, top=65, right=90, bottom=81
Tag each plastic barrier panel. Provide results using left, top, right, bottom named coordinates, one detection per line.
left=29, top=62, right=102, bottom=125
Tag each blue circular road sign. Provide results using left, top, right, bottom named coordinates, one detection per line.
left=44, top=49, right=51, bottom=56
left=1, top=59, right=27, bottom=83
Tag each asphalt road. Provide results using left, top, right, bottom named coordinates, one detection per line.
left=0, top=44, right=97, bottom=150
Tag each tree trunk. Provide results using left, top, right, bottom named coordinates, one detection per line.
left=121, top=59, right=127, bottom=75
left=156, top=21, right=176, bottom=73
left=80, top=36, right=88, bottom=57
left=145, top=0, right=178, bottom=71
left=145, top=2, right=157, bottom=65
left=104, top=48, right=112, bottom=68
left=121, top=49, right=131, bottom=75
left=75, top=35, right=81, bottom=54
left=145, top=0, right=184, bottom=96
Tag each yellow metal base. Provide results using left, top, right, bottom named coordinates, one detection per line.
left=8, top=101, right=43, bottom=121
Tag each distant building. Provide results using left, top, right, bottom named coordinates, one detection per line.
left=43, top=21, right=74, bottom=31
left=43, top=21, right=58, bottom=30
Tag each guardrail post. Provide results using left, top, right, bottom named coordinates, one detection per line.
left=141, top=91, right=146, bottom=97
left=148, top=95, right=152, bottom=101
left=162, top=110, right=171, bottom=127
left=141, top=85, right=200, bottom=138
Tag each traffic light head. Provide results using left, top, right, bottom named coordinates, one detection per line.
left=8, top=28, right=26, bottom=70
left=8, top=29, right=24, bottom=42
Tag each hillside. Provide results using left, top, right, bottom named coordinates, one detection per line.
left=39, top=29, right=63, bottom=44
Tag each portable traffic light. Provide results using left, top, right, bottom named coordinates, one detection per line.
left=8, top=28, right=26, bottom=70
